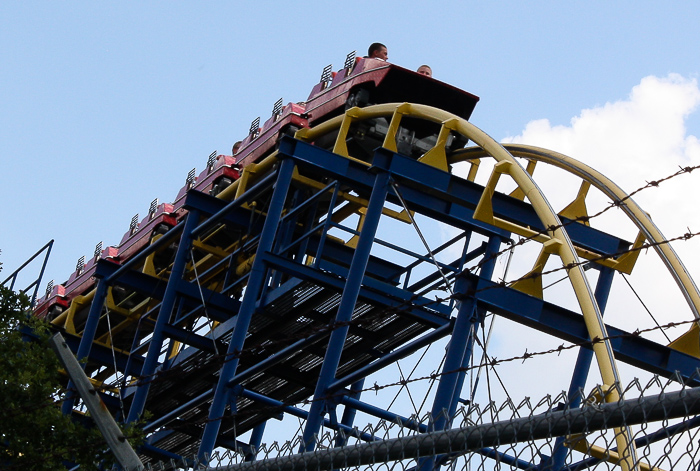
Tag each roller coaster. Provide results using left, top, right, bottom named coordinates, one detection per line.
left=31, top=51, right=700, bottom=469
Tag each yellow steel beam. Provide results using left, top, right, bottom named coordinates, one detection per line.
left=296, top=102, right=638, bottom=469
left=454, top=144, right=700, bottom=322
left=567, top=434, right=663, bottom=471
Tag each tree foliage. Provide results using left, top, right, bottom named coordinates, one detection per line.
left=0, top=285, right=110, bottom=469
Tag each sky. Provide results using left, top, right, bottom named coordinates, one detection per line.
left=2, top=1, right=700, bottom=442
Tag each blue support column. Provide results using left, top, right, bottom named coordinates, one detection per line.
left=339, top=396, right=426, bottom=432
left=335, top=379, right=365, bottom=447
left=446, top=236, right=487, bottom=415
left=449, top=231, right=474, bottom=311
left=236, top=388, right=380, bottom=442
left=270, top=189, right=302, bottom=289
left=546, top=265, right=615, bottom=470
left=198, top=157, right=296, bottom=461
left=244, top=422, right=267, bottom=462
left=429, top=236, right=501, bottom=430
left=419, top=235, right=502, bottom=471
left=61, top=276, right=109, bottom=415
left=293, top=193, right=320, bottom=265
left=312, top=182, right=340, bottom=269
left=126, top=209, right=201, bottom=423
left=449, top=249, right=500, bottom=417
left=300, top=168, right=391, bottom=452
left=327, top=322, right=453, bottom=393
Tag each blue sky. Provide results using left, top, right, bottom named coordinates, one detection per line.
left=4, top=2, right=700, bottom=453
left=2, top=1, right=700, bottom=296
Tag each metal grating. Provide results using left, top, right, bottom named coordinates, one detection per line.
left=129, top=214, right=139, bottom=234
left=320, top=64, right=333, bottom=83
left=149, top=198, right=159, bottom=219
left=207, top=151, right=217, bottom=171
left=186, top=168, right=196, bottom=188
left=76, top=255, right=85, bottom=275
left=249, top=117, right=260, bottom=138
left=93, top=241, right=102, bottom=260
left=272, top=97, right=283, bottom=118
left=344, top=50, right=356, bottom=70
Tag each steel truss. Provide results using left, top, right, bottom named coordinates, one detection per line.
left=57, top=136, right=700, bottom=469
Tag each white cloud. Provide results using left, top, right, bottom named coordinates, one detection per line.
left=444, top=75, right=700, bottom=405
left=500, top=74, right=700, bottom=328
left=504, top=74, right=700, bottom=189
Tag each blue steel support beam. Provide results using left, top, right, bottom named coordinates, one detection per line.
left=300, top=165, right=392, bottom=452
left=198, top=157, right=296, bottom=461
left=144, top=388, right=214, bottom=432
left=61, top=275, right=109, bottom=415
left=418, top=236, right=502, bottom=471
left=277, top=137, right=628, bottom=256
left=291, top=193, right=321, bottom=267
left=340, top=396, right=427, bottom=432
left=427, top=235, right=502, bottom=431
left=139, top=443, right=189, bottom=463
left=402, top=232, right=472, bottom=288
left=564, top=266, right=615, bottom=407
left=237, top=388, right=380, bottom=443
left=335, top=379, right=365, bottom=447
left=127, top=208, right=201, bottom=423
left=82, top=334, right=137, bottom=379
left=269, top=189, right=302, bottom=290
left=263, top=252, right=451, bottom=327
left=326, top=321, right=454, bottom=393
left=95, top=259, right=165, bottom=298
left=470, top=275, right=700, bottom=383
left=95, top=258, right=241, bottom=323
left=405, top=242, right=483, bottom=294
left=144, top=294, right=444, bottom=435
left=97, top=270, right=239, bottom=357
left=448, top=236, right=503, bottom=418
left=57, top=331, right=144, bottom=376
left=146, top=421, right=252, bottom=457
left=312, top=182, right=341, bottom=269
left=160, top=323, right=224, bottom=354
left=245, top=422, right=267, bottom=461
left=473, top=447, right=543, bottom=470
left=226, top=331, right=329, bottom=387
left=188, top=171, right=277, bottom=239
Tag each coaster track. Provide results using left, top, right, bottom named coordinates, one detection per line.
left=35, top=60, right=700, bottom=470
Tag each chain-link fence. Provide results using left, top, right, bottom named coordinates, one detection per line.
left=130, top=373, right=700, bottom=471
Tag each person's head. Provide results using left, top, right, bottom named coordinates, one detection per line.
left=232, top=141, right=242, bottom=155
left=368, top=43, right=388, bottom=61
left=417, top=65, right=432, bottom=77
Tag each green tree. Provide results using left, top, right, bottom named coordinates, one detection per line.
left=0, top=285, right=111, bottom=469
